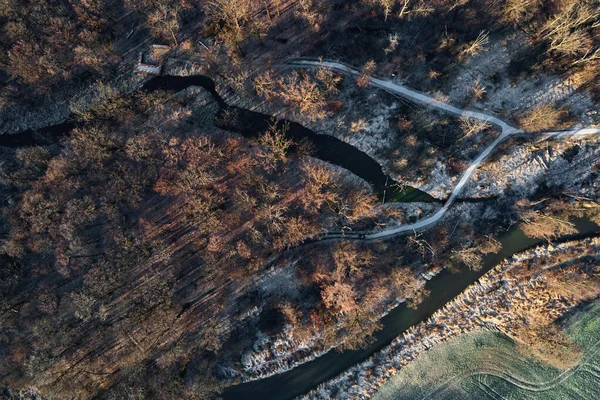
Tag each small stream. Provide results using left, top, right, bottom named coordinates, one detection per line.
left=5, top=73, right=593, bottom=400
left=222, top=217, right=600, bottom=400
left=147, top=75, right=435, bottom=202
left=0, top=121, right=76, bottom=148
left=0, top=75, right=434, bottom=203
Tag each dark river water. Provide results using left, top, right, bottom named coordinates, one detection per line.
left=222, top=217, right=600, bottom=400
left=0, top=75, right=438, bottom=202
left=147, top=75, right=435, bottom=202
left=3, top=74, right=592, bottom=400
left=0, top=74, right=432, bottom=203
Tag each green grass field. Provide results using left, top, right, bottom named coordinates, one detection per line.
left=373, top=300, right=600, bottom=400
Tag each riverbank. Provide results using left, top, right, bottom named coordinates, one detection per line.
left=218, top=63, right=600, bottom=392
left=4, top=59, right=599, bottom=400
left=373, top=300, right=600, bottom=400
left=301, top=234, right=600, bottom=399
left=219, top=209, right=581, bottom=399
left=219, top=256, right=444, bottom=384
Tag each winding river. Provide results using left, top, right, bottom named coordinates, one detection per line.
left=0, top=74, right=434, bottom=203
left=147, top=75, right=435, bottom=202
left=3, top=61, right=599, bottom=400
left=220, top=60, right=600, bottom=398
left=222, top=218, right=600, bottom=400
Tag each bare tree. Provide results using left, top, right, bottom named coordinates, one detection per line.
left=501, top=0, right=542, bottom=26
left=315, top=65, right=343, bottom=94
left=470, top=77, right=487, bottom=100
left=254, top=70, right=275, bottom=98
left=452, top=246, right=483, bottom=270
left=295, top=0, right=323, bottom=30
left=301, top=161, right=339, bottom=211
left=277, top=71, right=328, bottom=121
left=540, top=1, right=599, bottom=59
left=406, top=286, right=431, bottom=309
left=384, top=33, right=400, bottom=54
left=206, top=0, right=253, bottom=34
left=147, top=4, right=180, bottom=45
left=332, top=243, right=373, bottom=282
left=321, top=281, right=357, bottom=313
left=516, top=199, right=577, bottom=240
left=460, top=116, right=491, bottom=137
left=408, top=231, right=436, bottom=261
left=519, top=104, right=567, bottom=132
left=257, top=121, right=292, bottom=172
left=356, top=60, right=376, bottom=87
left=573, top=46, right=600, bottom=64
left=363, top=0, right=432, bottom=20
left=350, top=118, right=369, bottom=133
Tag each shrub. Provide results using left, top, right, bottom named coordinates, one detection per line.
left=519, top=104, right=568, bottom=132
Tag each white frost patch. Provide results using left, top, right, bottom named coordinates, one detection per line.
left=449, top=32, right=596, bottom=124
left=239, top=326, right=323, bottom=379
left=256, top=261, right=302, bottom=301
left=414, top=161, right=455, bottom=199
left=342, top=101, right=398, bottom=161
left=463, top=135, right=600, bottom=199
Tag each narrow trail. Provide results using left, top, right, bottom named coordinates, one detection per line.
left=222, top=60, right=599, bottom=398
left=289, top=59, right=600, bottom=240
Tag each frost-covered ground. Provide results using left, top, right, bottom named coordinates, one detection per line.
left=220, top=255, right=434, bottom=383
left=448, top=33, right=597, bottom=125
left=464, top=135, right=600, bottom=199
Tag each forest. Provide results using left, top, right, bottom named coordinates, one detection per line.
left=1, top=0, right=600, bottom=399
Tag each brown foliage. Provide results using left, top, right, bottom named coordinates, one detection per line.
left=451, top=235, right=501, bottom=270
left=356, top=60, right=376, bottom=87
left=540, top=1, right=599, bottom=59
left=406, top=286, right=431, bottom=309
left=500, top=243, right=600, bottom=369
left=315, top=66, right=343, bottom=94
left=516, top=324, right=583, bottom=369
left=501, top=0, right=542, bottom=25
left=277, top=71, right=328, bottom=121
left=452, top=247, right=484, bottom=270
left=300, top=161, right=339, bottom=212
left=206, top=0, right=253, bottom=33
left=517, top=199, right=578, bottom=240
left=2, top=0, right=120, bottom=89
left=1, top=82, right=379, bottom=395
left=295, top=0, right=324, bottom=30
left=147, top=4, right=181, bottom=45
left=332, top=243, right=374, bottom=281
left=254, top=70, right=276, bottom=98
left=321, top=281, right=358, bottom=313
left=519, top=104, right=568, bottom=132
left=204, top=0, right=267, bottom=53
left=257, top=121, right=293, bottom=172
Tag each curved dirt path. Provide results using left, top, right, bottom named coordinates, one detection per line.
left=290, top=59, right=600, bottom=240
